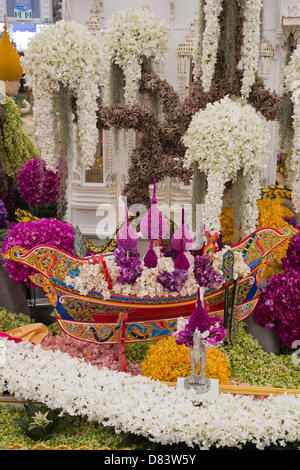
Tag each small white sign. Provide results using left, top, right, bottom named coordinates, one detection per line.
left=177, top=377, right=219, bottom=400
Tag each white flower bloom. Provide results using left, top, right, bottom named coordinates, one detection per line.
left=201, top=0, right=223, bottom=92
left=183, top=96, right=269, bottom=234
left=106, top=9, right=168, bottom=105
left=212, top=246, right=250, bottom=280
left=0, top=337, right=299, bottom=450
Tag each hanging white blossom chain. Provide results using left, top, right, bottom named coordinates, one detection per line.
left=201, top=0, right=223, bottom=92
left=238, top=0, right=263, bottom=98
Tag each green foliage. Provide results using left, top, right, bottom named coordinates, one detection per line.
left=0, top=96, right=38, bottom=178
left=221, top=322, right=300, bottom=389
left=47, top=321, right=60, bottom=336
left=0, top=307, right=32, bottom=331
left=13, top=401, right=68, bottom=441
left=125, top=341, right=153, bottom=364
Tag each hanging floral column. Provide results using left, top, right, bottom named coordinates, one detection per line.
left=22, top=20, right=106, bottom=172
left=183, top=96, right=270, bottom=238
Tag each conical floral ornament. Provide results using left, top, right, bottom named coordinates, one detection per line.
left=140, top=179, right=168, bottom=240
left=143, top=239, right=158, bottom=268
left=171, top=208, right=193, bottom=252
left=173, top=209, right=191, bottom=270
left=117, top=207, right=139, bottom=250
left=189, top=287, right=211, bottom=334
left=0, top=21, right=23, bottom=82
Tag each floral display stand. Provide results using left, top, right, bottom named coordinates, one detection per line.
left=4, top=225, right=296, bottom=371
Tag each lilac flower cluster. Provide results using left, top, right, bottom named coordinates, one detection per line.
left=163, top=244, right=179, bottom=261
left=17, top=158, right=65, bottom=206
left=157, top=269, right=188, bottom=292
left=2, top=219, right=75, bottom=286
left=253, top=231, right=300, bottom=348
left=193, top=254, right=223, bottom=290
left=175, top=316, right=227, bottom=349
left=0, top=200, right=8, bottom=229
left=113, top=247, right=142, bottom=285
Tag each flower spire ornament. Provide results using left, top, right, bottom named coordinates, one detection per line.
left=172, top=208, right=192, bottom=271
left=117, top=206, right=139, bottom=251
left=143, top=239, right=158, bottom=269
left=141, top=179, right=168, bottom=268
left=0, top=15, right=23, bottom=96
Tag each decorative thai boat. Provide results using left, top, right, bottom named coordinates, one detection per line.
left=4, top=225, right=297, bottom=370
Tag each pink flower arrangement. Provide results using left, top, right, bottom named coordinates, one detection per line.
left=41, top=333, right=141, bottom=376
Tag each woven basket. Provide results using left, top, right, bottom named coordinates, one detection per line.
left=4, top=80, right=19, bottom=96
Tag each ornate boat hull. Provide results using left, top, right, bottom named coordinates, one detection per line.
left=4, top=226, right=297, bottom=353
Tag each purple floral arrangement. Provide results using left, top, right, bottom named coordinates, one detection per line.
left=2, top=219, right=75, bottom=286
left=193, top=254, right=223, bottom=290
left=0, top=200, right=8, bottom=229
left=113, top=247, right=143, bottom=285
left=282, top=229, right=300, bottom=272
left=157, top=269, right=188, bottom=292
left=253, top=231, right=300, bottom=348
left=174, top=289, right=226, bottom=349
left=17, top=158, right=65, bottom=206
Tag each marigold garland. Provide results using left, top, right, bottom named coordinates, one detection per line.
left=141, top=336, right=230, bottom=384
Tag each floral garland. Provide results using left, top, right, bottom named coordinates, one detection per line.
left=285, top=46, right=300, bottom=213
left=201, top=0, right=223, bottom=92
left=238, top=0, right=263, bottom=98
left=192, top=0, right=204, bottom=80
left=22, top=20, right=106, bottom=171
left=106, top=9, right=168, bottom=105
left=183, top=96, right=269, bottom=234
left=1, top=338, right=300, bottom=450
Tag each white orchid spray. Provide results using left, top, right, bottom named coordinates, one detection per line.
left=238, top=0, right=263, bottom=98
left=105, top=9, right=168, bottom=105
left=183, top=96, right=269, bottom=235
left=22, top=21, right=106, bottom=171
left=1, top=337, right=300, bottom=449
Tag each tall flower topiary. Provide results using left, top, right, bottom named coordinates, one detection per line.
left=0, top=96, right=38, bottom=178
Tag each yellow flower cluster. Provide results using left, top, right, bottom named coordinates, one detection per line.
left=141, top=336, right=230, bottom=384
left=256, top=198, right=294, bottom=279
left=220, top=207, right=234, bottom=245
left=220, top=197, right=294, bottom=279
left=0, top=25, right=23, bottom=81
